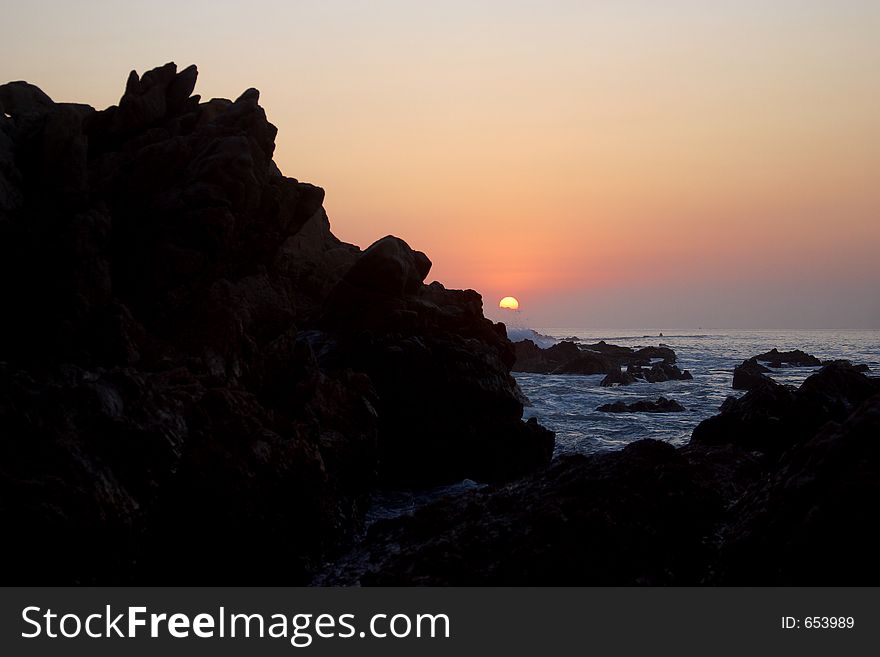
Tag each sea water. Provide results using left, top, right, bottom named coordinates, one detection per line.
left=517, top=328, right=880, bottom=456
left=368, top=328, right=880, bottom=523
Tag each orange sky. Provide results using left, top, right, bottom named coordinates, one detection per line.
left=4, top=1, right=879, bottom=327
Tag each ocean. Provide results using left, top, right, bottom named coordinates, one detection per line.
left=368, top=328, right=880, bottom=523
left=517, top=328, right=880, bottom=455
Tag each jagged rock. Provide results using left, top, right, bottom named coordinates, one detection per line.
left=321, top=235, right=431, bottom=329
left=0, top=63, right=552, bottom=584
left=732, top=357, right=773, bottom=390
left=754, top=348, right=822, bottom=367
left=598, top=397, right=685, bottom=413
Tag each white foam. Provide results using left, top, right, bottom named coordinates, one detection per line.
left=506, top=327, right=558, bottom=349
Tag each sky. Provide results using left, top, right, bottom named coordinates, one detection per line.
left=3, top=0, right=879, bottom=328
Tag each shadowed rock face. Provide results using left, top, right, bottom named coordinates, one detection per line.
left=0, top=63, right=552, bottom=583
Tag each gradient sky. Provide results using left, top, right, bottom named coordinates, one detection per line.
left=4, top=1, right=879, bottom=328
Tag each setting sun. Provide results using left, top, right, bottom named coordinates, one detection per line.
left=499, top=296, right=520, bottom=311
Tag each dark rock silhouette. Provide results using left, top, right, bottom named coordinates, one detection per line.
left=320, top=362, right=880, bottom=585
left=630, top=362, right=693, bottom=383
left=600, top=369, right=639, bottom=387
left=0, top=63, right=552, bottom=583
left=732, top=357, right=773, bottom=390
left=754, top=348, right=821, bottom=367
left=319, top=440, right=722, bottom=585
left=692, top=361, right=880, bottom=455
left=821, top=358, right=870, bottom=373
left=597, top=397, right=685, bottom=413
left=600, top=362, right=693, bottom=387
left=512, top=340, right=612, bottom=374
left=717, top=392, right=880, bottom=584
left=513, top=338, right=684, bottom=380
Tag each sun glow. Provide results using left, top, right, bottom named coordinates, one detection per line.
left=499, top=296, right=520, bottom=311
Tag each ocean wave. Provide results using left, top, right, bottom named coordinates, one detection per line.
left=506, top=327, right=558, bottom=348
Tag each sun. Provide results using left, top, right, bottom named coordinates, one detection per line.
left=499, top=296, right=520, bottom=311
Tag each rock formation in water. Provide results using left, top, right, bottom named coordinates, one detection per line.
left=322, top=362, right=880, bottom=585
left=692, top=360, right=879, bottom=454
left=731, top=357, right=773, bottom=390
left=600, top=362, right=693, bottom=387
left=753, top=348, right=822, bottom=367
left=597, top=397, right=685, bottom=413
left=0, top=63, right=553, bottom=584
left=512, top=339, right=682, bottom=377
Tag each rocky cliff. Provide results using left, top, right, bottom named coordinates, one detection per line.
left=0, top=63, right=553, bottom=583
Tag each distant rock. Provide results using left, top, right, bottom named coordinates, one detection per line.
left=513, top=340, right=618, bottom=375
left=597, top=397, right=685, bottom=413
left=586, top=341, right=677, bottom=365
left=754, top=348, right=822, bottom=367
left=732, top=357, right=773, bottom=391
left=513, top=338, right=681, bottom=378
